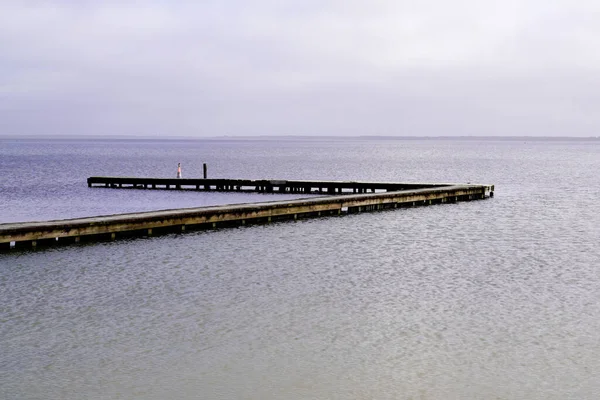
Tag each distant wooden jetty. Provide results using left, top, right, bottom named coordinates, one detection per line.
left=86, top=176, right=455, bottom=194
left=0, top=177, right=494, bottom=251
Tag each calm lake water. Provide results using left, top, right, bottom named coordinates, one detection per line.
left=1, top=138, right=600, bottom=399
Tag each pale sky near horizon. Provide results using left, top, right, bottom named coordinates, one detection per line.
left=1, top=1, right=599, bottom=137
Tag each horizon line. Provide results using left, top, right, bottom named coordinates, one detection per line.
left=1, top=134, right=599, bottom=141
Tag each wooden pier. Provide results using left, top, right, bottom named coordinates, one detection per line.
left=87, top=176, right=452, bottom=194
left=0, top=178, right=494, bottom=252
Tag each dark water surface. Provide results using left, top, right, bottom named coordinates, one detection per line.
left=1, top=138, right=600, bottom=399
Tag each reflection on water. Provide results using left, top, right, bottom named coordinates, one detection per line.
left=1, top=139, right=600, bottom=399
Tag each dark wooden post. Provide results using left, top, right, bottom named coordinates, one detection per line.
left=203, top=163, right=207, bottom=179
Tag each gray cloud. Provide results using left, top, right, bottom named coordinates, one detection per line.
left=1, top=1, right=599, bottom=136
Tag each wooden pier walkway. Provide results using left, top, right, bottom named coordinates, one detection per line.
left=0, top=178, right=494, bottom=252
left=87, top=176, right=452, bottom=194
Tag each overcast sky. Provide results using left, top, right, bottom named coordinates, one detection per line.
left=1, top=1, right=599, bottom=137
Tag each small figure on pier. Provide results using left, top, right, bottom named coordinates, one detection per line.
left=177, top=163, right=182, bottom=179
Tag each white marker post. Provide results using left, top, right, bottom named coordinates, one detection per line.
left=177, top=163, right=182, bottom=178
